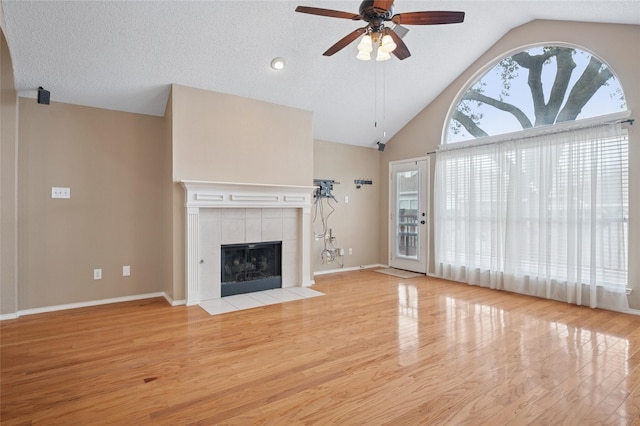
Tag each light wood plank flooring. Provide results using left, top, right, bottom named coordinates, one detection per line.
left=2, top=270, right=640, bottom=424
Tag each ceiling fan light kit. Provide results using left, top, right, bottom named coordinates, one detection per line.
left=295, top=0, right=465, bottom=61
left=356, top=31, right=396, bottom=61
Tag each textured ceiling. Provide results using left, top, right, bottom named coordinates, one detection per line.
left=2, top=1, right=639, bottom=147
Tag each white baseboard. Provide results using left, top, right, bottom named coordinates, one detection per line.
left=313, top=264, right=385, bottom=276
left=0, top=312, right=19, bottom=321
left=163, top=293, right=186, bottom=306
left=1, top=292, right=172, bottom=320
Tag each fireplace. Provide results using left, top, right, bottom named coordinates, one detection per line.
left=221, top=241, right=282, bottom=296
left=181, top=180, right=316, bottom=306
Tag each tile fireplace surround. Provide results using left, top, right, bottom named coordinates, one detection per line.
left=181, top=181, right=316, bottom=306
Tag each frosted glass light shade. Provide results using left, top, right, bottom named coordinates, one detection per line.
left=356, top=34, right=373, bottom=60
left=357, top=35, right=373, bottom=53
left=357, top=50, right=372, bottom=61
left=380, top=35, right=397, bottom=53
left=376, top=49, right=391, bottom=61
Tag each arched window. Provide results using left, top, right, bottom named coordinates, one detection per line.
left=434, top=44, right=630, bottom=312
left=446, top=45, right=626, bottom=143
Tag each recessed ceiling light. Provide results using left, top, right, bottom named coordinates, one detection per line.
left=271, top=57, right=285, bottom=71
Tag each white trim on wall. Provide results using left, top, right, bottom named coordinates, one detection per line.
left=313, top=264, right=386, bottom=276
left=0, top=292, right=177, bottom=320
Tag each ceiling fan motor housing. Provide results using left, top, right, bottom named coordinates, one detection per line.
left=360, top=0, right=394, bottom=29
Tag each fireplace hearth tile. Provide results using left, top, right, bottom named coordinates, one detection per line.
left=224, top=294, right=265, bottom=310
left=198, top=288, right=325, bottom=316
left=247, top=291, right=282, bottom=306
left=199, top=299, right=238, bottom=316
left=264, top=289, right=301, bottom=302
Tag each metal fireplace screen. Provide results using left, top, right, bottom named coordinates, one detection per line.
left=221, top=241, right=282, bottom=297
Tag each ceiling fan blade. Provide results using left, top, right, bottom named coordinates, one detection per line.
left=392, top=11, right=465, bottom=26
left=323, top=27, right=368, bottom=56
left=386, top=29, right=410, bottom=60
left=295, top=6, right=361, bottom=20
left=373, top=0, right=395, bottom=12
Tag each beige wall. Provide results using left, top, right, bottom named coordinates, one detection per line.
left=380, top=20, right=640, bottom=307
left=171, top=84, right=313, bottom=185
left=1, top=27, right=18, bottom=315
left=167, top=84, right=314, bottom=300
left=17, top=99, right=165, bottom=309
left=313, top=140, right=381, bottom=272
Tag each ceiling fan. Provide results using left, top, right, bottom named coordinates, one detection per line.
left=295, top=0, right=465, bottom=60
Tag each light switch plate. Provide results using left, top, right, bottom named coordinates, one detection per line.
left=123, top=265, right=130, bottom=276
left=51, top=187, right=71, bottom=199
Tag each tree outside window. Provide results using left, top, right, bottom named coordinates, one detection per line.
left=447, top=45, right=626, bottom=143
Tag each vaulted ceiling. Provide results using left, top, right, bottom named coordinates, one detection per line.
left=2, top=1, right=639, bottom=147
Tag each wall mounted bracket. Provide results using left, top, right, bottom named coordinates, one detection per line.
left=313, top=179, right=339, bottom=202
left=354, top=179, right=373, bottom=189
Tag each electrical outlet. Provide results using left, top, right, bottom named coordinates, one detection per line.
left=349, top=248, right=353, bottom=255
left=93, top=268, right=102, bottom=280
left=51, top=187, right=71, bottom=199
left=344, top=196, right=349, bottom=203
left=122, top=265, right=130, bottom=276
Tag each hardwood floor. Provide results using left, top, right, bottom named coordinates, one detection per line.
left=2, top=270, right=640, bottom=425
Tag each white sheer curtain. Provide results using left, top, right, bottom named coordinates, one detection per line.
left=434, top=123, right=629, bottom=312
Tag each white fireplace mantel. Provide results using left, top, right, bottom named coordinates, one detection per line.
left=181, top=180, right=316, bottom=209
left=181, top=180, right=316, bottom=306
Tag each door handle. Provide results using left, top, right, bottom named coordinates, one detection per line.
left=420, top=220, right=426, bottom=225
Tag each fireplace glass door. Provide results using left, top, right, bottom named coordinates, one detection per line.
left=221, top=241, right=282, bottom=297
